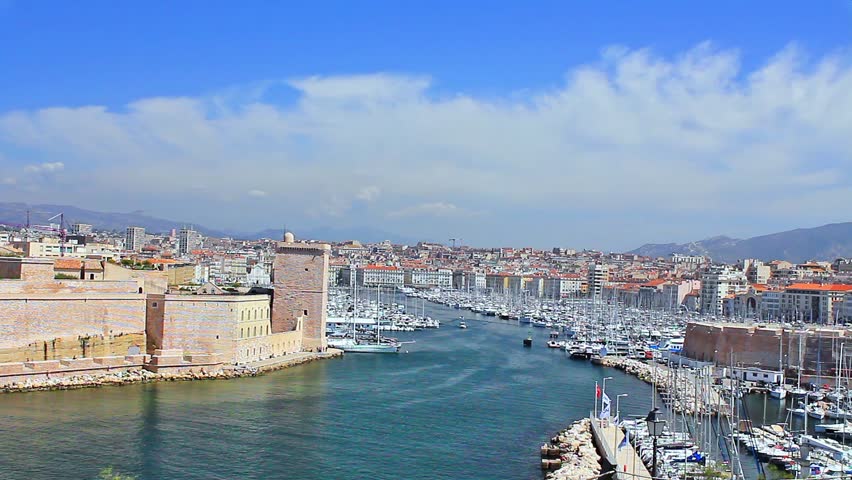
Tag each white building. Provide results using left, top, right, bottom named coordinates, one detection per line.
left=125, top=226, right=145, bottom=252
left=358, top=265, right=405, bottom=287
left=193, top=264, right=210, bottom=284
left=544, top=275, right=584, bottom=298
left=780, top=283, right=852, bottom=323
left=246, top=264, right=271, bottom=286
left=671, top=254, right=706, bottom=266
left=71, top=223, right=93, bottom=235
left=700, top=265, right=748, bottom=315
left=178, top=227, right=202, bottom=256
left=742, top=259, right=771, bottom=285
left=587, top=264, right=609, bottom=297
left=407, top=268, right=453, bottom=288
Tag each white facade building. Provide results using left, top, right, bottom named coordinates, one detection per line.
left=407, top=268, right=453, bottom=288
left=178, top=227, right=202, bottom=256
left=587, top=263, right=609, bottom=297
left=358, top=265, right=405, bottom=287
left=125, top=226, right=145, bottom=252
left=700, top=265, right=748, bottom=315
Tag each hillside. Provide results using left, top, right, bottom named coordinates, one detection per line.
left=0, top=202, right=410, bottom=244
left=630, top=222, right=852, bottom=263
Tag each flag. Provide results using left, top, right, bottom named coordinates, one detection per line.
left=599, top=392, right=611, bottom=419
left=618, top=429, right=629, bottom=450
left=596, top=384, right=602, bottom=398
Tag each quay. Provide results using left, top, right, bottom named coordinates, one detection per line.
left=540, top=417, right=650, bottom=480
left=591, top=418, right=652, bottom=480
left=0, top=349, right=342, bottom=394
left=597, top=356, right=729, bottom=416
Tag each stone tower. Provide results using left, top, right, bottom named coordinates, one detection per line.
left=272, top=231, right=330, bottom=350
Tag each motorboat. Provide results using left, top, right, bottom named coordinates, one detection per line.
left=459, top=321, right=468, bottom=329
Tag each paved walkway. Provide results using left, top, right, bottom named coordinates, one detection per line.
left=592, top=418, right=652, bottom=480
left=242, top=349, right=343, bottom=371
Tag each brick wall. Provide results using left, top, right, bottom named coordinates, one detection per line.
left=272, top=242, right=329, bottom=350
left=0, top=257, right=54, bottom=281
left=0, top=279, right=142, bottom=295
left=0, top=295, right=147, bottom=351
left=684, top=321, right=852, bottom=372
left=0, top=332, right=145, bottom=363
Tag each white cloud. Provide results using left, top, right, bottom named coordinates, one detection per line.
left=23, top=161, right=64, bottom=173
left=356, top=185, right=380, bottom=202
left=1, top=177, right=15, bottom=185
left=247, top=189, right=268, bottom=197
left=1, top=44, right=851, bottom=247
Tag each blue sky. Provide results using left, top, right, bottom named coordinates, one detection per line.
left=1, top=1, right=851, bottom=249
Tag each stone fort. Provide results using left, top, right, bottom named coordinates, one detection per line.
left=0, top=232, right=329, bottom=386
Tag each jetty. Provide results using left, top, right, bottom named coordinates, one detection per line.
left=591, top=418, right=651, bottom=480
left=597, top=356, right=729, bottom=416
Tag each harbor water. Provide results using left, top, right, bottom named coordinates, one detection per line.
left=0, top=300, right=655, bottom=480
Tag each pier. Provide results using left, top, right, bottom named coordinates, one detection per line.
left=591, top=418, right=652, bottom=480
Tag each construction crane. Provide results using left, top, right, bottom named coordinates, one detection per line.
left=0, top=211, right=69, bottom=256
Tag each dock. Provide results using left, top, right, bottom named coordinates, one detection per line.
left=591, top=417, right=651, bottom=480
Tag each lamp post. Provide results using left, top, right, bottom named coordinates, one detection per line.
left=646, top=407, right=666, bottom=479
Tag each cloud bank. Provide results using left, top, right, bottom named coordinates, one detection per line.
left=1, top=44, right=851, bottom=249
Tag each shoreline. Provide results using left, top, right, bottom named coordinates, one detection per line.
left=539, top=418, right=601, bottom=479
left=0, top=349, right=343, bottom=394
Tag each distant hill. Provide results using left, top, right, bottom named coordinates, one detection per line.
left=0, top=202, right=414, bottom=244
left=630, top=222, right=852, bottom=263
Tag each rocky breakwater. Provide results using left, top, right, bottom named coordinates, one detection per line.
left=540, top=418, right=601, bottom=479
left=0, top=367, right=260, bottom=393
left=597, top=357, right=724, bottom=416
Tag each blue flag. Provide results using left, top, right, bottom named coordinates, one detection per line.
left=618, top=429, right=629, bottom=450
left=599, top=393, right=611, bottom=419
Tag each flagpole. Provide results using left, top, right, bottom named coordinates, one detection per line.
left=594, top=381, right=599, bottom=418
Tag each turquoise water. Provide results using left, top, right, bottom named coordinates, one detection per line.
left=0, top=301, right=655, bottom=480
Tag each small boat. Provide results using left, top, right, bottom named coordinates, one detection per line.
left=791, top=387, right=808, bottom=399
left=547, top=340, right=565, bottom=349
left=523, top=334, right=533, bottom=348
left=769, top=384, right=788, bottom=399
left=459, top=321, right=468, bottom=329
left=808, top=405, right=826, bottom=420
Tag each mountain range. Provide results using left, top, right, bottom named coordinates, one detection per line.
left=0, top=202, right=414, bottom=244
left=629, top=222, right=852, bottom=263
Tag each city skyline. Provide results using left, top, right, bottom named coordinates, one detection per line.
left=2, top=2, right=851, bottom=251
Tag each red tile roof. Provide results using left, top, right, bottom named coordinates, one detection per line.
left=786, top=283, right=852, bottom=292
left=54, top=259, right=83, bottom=270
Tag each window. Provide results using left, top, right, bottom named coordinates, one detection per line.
left=152, top=302, right=158, bottom=308
left=241, top=328, right=244, bottom=338
left=253, top=326, right=257, bottom=336
left=304, top=309, right=308, bottom=316
left=241, top=311, right=244, bottom=321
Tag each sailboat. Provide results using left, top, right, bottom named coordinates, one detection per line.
left=770, top=332, right=787, bottom=399
left=338, top=286, right=401, bottom=353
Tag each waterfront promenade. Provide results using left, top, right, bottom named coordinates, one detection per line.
left=591, top=418, right=652, bottom=480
